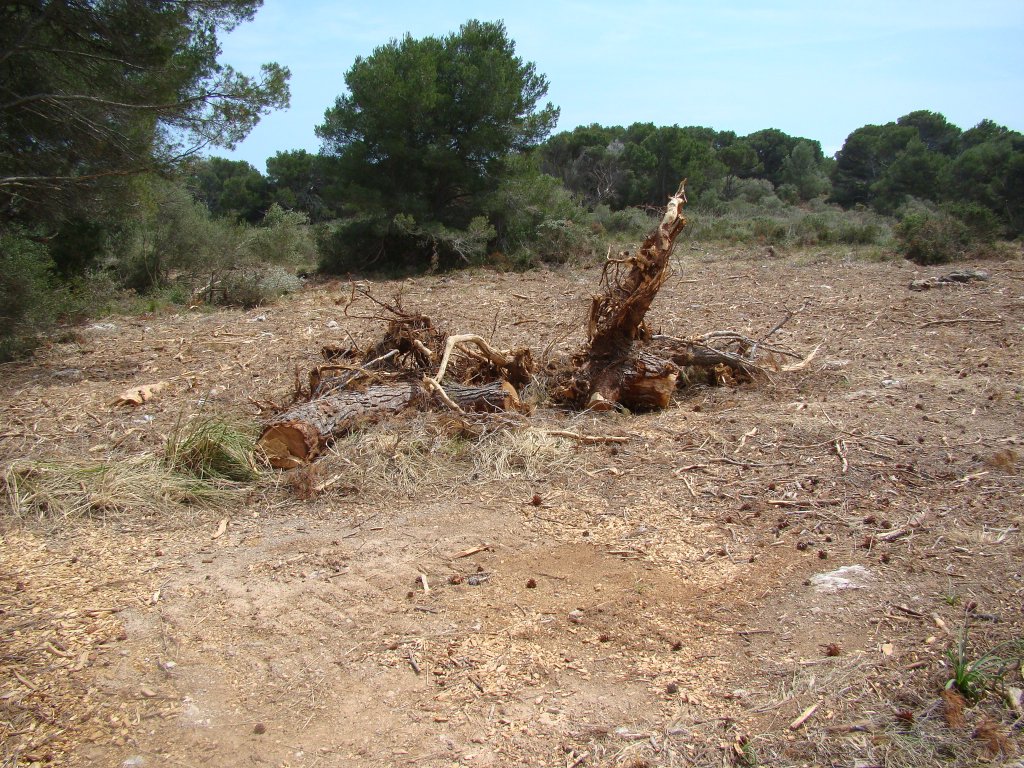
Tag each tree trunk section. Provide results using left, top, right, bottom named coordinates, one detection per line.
left=258, top=380, right=521, bottom=469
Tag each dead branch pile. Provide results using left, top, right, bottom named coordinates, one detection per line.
left=257, top=181, right=810, bottom=468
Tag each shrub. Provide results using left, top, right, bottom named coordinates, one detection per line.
left=0, top=227, right=68, bottom=360
left=245, top=203, right=317, bottom=267
left=219, top=265, right=302, bottom=307
left=751, top=217, right=789, bottom=244
left=895, top=210, right=972, bottom=264
left=944, top=202, right=1001, bottom=243
left=486, top=170, right=598, bottom=268
left=317, top=213, right=495, bottom=275
left=593, top=205, right=655, bottom=235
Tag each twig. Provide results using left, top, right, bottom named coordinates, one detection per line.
left=789, top=701, right=821, bottom=730
left=406, top=649, right=421, bottom=675
left=545, top=430, right=630, bottom=444
left=833, top=439, right=848, bottom=474
left=921, top=316, right=1003, bottom=328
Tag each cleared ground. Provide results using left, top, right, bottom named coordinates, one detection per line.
left=2, top=247, right=1023, bottom=767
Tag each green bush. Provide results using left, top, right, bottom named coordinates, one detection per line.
left=245, top=204, right=318, bottom=267
left=593, top=205, right=655, bottom=235
left=317, top=214, right=393, bottom=275
left=895, top=210, right=972, bottom=264
left=219, top=265, right=302, bottom=307
left=751, top=217, right=789, bottom=244
left=486, top=171, right=598, bottom=268
left=944, top=202, right=1001, bottom=243
left=317, top=213, right=495, bottom=275
left=0, top=227, right=68, bottom=360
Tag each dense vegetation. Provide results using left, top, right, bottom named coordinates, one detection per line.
left=2, top=10, right=1022, bottom=360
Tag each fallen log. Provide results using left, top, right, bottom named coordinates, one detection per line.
left=258, top=380, right=520, bottom=468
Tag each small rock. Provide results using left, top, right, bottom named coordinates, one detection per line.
left=809, top=565, right=872, bottom=593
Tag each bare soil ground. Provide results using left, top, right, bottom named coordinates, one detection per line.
left=2, top=248, right=1024, bottom=768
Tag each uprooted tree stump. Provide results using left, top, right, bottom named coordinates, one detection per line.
left=257, top=180, right=812, bottom=469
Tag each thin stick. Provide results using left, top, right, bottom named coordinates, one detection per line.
left=545, top=430, right=630, bottom=444
left=921, top=316, right=1003, bottom=328
left=406, top=649, right=421, bottom=675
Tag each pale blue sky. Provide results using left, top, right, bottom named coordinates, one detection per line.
left=218, top=0, right=1024, bottom=170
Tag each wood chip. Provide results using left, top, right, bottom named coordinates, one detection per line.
left=789, top=701, right=820, bottom=730
left=211, top=517, right=229, bottom=540
left=450, top=545, right=490, bottom=560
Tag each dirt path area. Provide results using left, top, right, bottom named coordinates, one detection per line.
left=3, top=250, right=1023, bottom=767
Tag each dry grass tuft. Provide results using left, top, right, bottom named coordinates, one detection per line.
left=165, top=416, right=261, bottom=481
left=319, top=413, right=582, bottom=498
left=942, top=688, right=967, bottom=729
left=2, top=455, right=235, bottom=525
left=973, top=717, right=1015, bottom=758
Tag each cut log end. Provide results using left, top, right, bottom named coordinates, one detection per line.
left=259, top=422, right=318, bottom=469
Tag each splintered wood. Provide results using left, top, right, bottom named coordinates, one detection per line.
left=257, top=180, right=808, bottom=468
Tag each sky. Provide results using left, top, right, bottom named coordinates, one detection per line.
left=218, top=0, right=1024, bottom=171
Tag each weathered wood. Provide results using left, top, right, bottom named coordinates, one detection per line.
left=259, top=382, right=425, bottom=469
left=258, top=380, right=521, bottom=469
left=581, top=181, right=688, bottom=408
left=444, top=381, right=523, bottom=413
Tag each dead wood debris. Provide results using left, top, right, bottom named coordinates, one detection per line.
left=256, top=182, right=815, bottom=469
left=909, top=269, right=990, bottom=291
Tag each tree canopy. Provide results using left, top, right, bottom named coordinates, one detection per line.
left=1, top=1, right=290, bottom=226
left=316, top=19, right=558, bottom=251
left=830, top=111, right=1023, bottom=233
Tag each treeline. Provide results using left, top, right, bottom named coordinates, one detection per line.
left=193, top=110, right=1023, bottom=245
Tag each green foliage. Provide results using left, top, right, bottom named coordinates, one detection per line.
left=540, top=123, right=829, bottom=213
left=317, top=211, right=495, bottom=275
left=485, top=166, right=598, bottom=268
left=592, top=205, right=656, bottom=235
left=780, top=141, right=832, bottom=201
left=831, top=122, right=918, bottom=208
left=265, top=150, right=343, bottom=221
left=316, top=19, right=558, bottom=269
left=945, top=627, right=1024, bottom=704
left=0, top=227, right=65, bottom=360
left=116, top=177, right=228, bottom=292
left=793, top=212, right=884, bottom=246
left=219, top=265, right=302, bottom=307
left=895, top=209, right=973, bottom=265
left=166, top=417, right=261, bottom=482
left=114, top=177, right=311, bottom=304
left=0, top=2, right=290, bottom=351
left=187, top=157, right=271, bottom=222
left=832, top=112, right=1024, bottom=237
left=1, top=1, right=289, bottom=227
left=683, top=196, right=891, bottom=249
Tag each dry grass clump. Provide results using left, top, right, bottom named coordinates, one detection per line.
left=165, top=416, right=261, bottom=481
left=2, top=454, right=233, bottom=525
left=320, top=412, right=581, bottom=497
